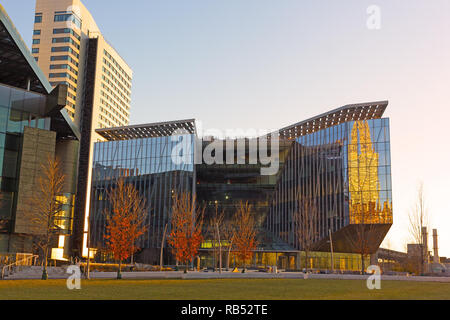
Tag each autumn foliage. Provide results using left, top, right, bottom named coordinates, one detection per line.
left=168, top=192, right=204, bottom=271
left=104, top=178, right=147, bottom=277
left=233, top=201, right=258, bottom=269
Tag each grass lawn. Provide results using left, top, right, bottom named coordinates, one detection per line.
left=0, top=279, right=449, bottom=300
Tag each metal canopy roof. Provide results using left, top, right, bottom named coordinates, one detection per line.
left=96, top=101, right=388, bottom=141
left=96, top=119, right=196, bottom=141
left=0, top=5, right=52, bottom=94
left=272, top=100, right=388, bottom=140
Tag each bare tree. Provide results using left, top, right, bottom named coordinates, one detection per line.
left=31, top=155, right=65, bottom=280
left=343, top=203, right=381, bottom=274
left=408, top=182, right=429, bottom=275
left=232, top=201, right=258, bottom=273
left=293, top=191, right=319, bottom=273
left=381, top=237, right=393, bottom=272
left=222, top=218, right=236, bottom=271
left=345, top=176, right=382, bottom=274
left=209, top=204, right=225, bottom=272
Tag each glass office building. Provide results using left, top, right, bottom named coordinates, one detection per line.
left=89, top=121, right=196, bottom=261
left=0, top=85, right=49, bottom=227
left=89, top=102, right=393, bottom=268
left=196, top=138, right=293, bottom=252
left=268, top=118, right=392, bottom=255
left=0, top=6, right=79, bottom=258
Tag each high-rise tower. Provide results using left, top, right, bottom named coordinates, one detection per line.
left=31, top=0, right=133, bottom=257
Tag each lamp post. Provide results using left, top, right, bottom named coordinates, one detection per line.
left=160, top=224, right=168, bottom=271
left=216, top=223, right=222, bottom=274
left=86, top=223, right=91, bottom=280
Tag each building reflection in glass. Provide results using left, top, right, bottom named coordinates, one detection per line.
left=348, top=120, right=392, bottom=225
left=268, top=117, right=393, bottom=252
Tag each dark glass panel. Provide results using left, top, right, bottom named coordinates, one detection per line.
left=9, top=88, right=25, bottom=111
left=0, top=192, right=13, bottom=219
left=7, top=109, right=22, bottom=134
left=0, top=107, right=9, bottom=133
left=3, top=149, right=18, bottom=178
left=0, top=85, right=11, bottom=106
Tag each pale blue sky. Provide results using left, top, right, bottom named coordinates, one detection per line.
left=3, top=0, right=450, bottom=256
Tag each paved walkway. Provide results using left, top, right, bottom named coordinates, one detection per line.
left=4, top=270, right=450, bottom=282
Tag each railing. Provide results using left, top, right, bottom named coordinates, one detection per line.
left=1, top=255, right=39, bottom=280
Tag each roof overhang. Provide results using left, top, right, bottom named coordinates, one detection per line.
left=96, top=119, right=196, bottom=141
left=95, top=101, right=388, bottom=142
left=272, top=100, right=389, bottom=140
left=0, top=5, right=79, bottom=141
left=0, top=5, right=52, bottom=94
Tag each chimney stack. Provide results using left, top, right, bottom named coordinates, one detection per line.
left=433, top=229, right=439, bottom=263
left=422, top=227, right=428, bottom=252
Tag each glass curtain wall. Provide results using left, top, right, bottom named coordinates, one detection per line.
left=196, top=139, right=292, bottom=250
left=268, top=118, right=392, bottom=250
left=89, top=134, right=195, bottom=251
left=0, top=84, right=48, bottom=239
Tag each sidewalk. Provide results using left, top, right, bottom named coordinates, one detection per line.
left=5, top=269, right=450, bottom=282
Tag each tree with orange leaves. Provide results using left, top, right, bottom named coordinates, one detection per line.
left=104, top=178, right=147, bottom=279
left=233, top=201, right=258, bottom=272
left=168, top=192, right=204, bottom=273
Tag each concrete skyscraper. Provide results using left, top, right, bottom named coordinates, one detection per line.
left=31, top=0, right=133, bottom=258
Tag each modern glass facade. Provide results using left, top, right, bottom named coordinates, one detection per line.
left=0, top=84, right=50, bottom=240
left=196, top=139, right=292, bottom=250
left=89, top=134, right=195, bottom=260
left=0, top=83, right=78, bottom=257
left=89, top=102, right=393, bottom=268
left=0, top=5, right=80, bottom=258
left=268, top=118, right=392, bottom=253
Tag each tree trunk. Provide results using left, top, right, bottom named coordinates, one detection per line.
left=226, top=241, right=233, bottom=271
left=42, top=229, right=51, bottom=280
left=361, top=253, right=365, bottom=275
left=42, top=245, right=48, bottom=280
left=217, top=223, right=222, bottom=273
left=212, top=239, right=216, bottom=271
left=305, top=250, right=309, bottom=273
left=420, top=246, right=424, bottom=275
left=117, top=260, right=122, bottom=279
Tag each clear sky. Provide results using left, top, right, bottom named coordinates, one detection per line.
left=3, top=0, right=450, bottom=256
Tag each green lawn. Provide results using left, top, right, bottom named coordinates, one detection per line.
left=0, top=279, right=449, bottom=300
